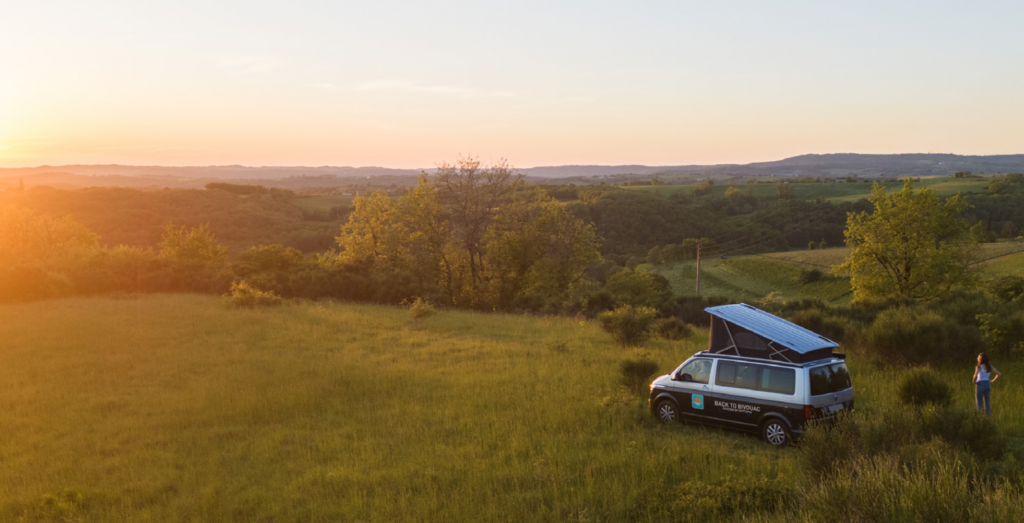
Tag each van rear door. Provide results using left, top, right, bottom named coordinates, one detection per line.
left=808, top=362, right=854, bottom=417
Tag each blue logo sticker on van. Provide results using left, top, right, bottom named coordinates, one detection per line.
left=692, top=394, right=704, bottom=410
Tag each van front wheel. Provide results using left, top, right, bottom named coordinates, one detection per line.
left=762, top=419, right=790, bottom=446
left=655, top=400, right=680, bottom=424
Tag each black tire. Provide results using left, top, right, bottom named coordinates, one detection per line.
left=761, top=418, right=791, bottom=446
left=654, top=399, right=680, bottom=424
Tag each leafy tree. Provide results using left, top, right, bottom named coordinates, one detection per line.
left=335, top=161, right=600, bottom=310
left=336, top=191, right=404, bottom=267
left=693, top=179, right=714, bottom=196
left=662, top=243, right=687, bottom=262
left=1001, top=221, right=1017, bottom=238
left=0, top=207, right=98, bottom=264
left=484, top=186, right=600, bottom=309
left=598, top=305, right=658, bottom=347
left=605, top=269, right=673, bottom=308
left=159, top=223, right=227, bottom=269
left=433, top=156, right=516, bottom=296
left=988, top=173, right=1022, bottom=195
left=646, top=245, right=664, bottom=265
left=0, top=207, right=100, bottom=301
left=836, top=180, right=975, bottom=301
left=232, top=244, right=305, bottom=294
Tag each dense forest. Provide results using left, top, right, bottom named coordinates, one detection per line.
left=0, top=185, right=343, bottom=253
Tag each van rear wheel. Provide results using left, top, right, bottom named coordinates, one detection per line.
left=762, top=419, right=790, bottom=446
left=655, top=400, right=680, bottom=424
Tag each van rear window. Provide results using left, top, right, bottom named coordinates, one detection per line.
left=810, top=363, right=852, bottom=396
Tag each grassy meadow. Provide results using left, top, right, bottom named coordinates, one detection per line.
left=3, top=295, right=1024, bottom=521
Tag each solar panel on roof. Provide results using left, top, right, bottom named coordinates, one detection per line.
left=704, top=303, right=839, bottom=354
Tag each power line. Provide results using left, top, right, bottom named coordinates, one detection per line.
left=714, top=222, right=820, bottom=256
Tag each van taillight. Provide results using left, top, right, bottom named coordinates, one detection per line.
left=804, top=405, right=814, bottom=420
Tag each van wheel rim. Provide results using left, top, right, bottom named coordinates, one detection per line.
left=658, top=403, right=677, bottom=423
left=766, top=424, right=786, bottom=445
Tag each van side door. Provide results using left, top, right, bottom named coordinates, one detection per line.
left=666, top=357, right=715, bottom=418
left=711, top=362, right=801, bottom=429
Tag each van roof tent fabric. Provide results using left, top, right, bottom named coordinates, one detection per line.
left=704, top=303, right=839, bottom=363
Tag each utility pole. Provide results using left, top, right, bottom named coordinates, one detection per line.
left=695, top=242, right=701, bottom=296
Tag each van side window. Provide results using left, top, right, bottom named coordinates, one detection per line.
left=677, top=359, right=712, bottom=384
left=760, top=367, right=796, bottom=395
left=715, top=362, right=758, bottom=390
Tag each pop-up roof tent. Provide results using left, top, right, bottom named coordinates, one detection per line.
left=704, top=303, right=839, bottom=363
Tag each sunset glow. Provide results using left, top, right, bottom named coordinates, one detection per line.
left=2, top=1, right=1023, bottom=168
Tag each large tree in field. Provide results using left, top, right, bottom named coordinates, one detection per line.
left=336, top=157, right=601, bottom=309
left=433, top=156, right=516, bottom=295
left=836, top=180, right=975, bottom=301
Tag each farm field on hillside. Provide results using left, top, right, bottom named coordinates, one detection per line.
left=625, top=176, right=991, bottom=202
left=656, top=243, right=1024, bottom=304
left=2, top=295, right=1023, bottom=521
left=661, top=257, right=853, bottom=304
left=982, top=251, right=1024, bottom=278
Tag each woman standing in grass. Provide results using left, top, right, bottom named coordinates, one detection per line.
left=974, top=352, right=1001, bottom=416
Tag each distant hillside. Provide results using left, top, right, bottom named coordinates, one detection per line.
left=518, top=153, right=1024, bottom=178
left=2, top=153, right=1023, bottom=188
left=0, top=164, right=425, bottom=180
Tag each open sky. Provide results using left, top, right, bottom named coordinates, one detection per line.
left=2, top=1, right=1023, bottom=168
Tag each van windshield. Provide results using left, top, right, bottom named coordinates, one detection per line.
left=809, top=363, right=852, bottom=396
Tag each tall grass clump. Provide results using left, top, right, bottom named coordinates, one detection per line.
left=597, top=305, right=657, bottom=347
left=898, top=367, right=952, bottom=407
left=619, top=357, right=659, bottom=394
left=800, top=395, right=1006, bottom=479
left=798, top=397, right=1009, bottom=521
left=228, top=280, right=282, bottom=308
left=407, top=297, right=436, bottom=321
left=671, top=478, right=793, bottom=520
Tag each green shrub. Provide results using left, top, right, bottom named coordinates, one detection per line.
left=674, top=295, right=730, bottom=325
left=228, top=280, right=282, bottom=308
left=864, top=306, right=981, bottom=364
left=654, top=317, right=692, bottom=340
left=408, top=297, right=436, bottom=320
left=898, top=367, right=952, bottom=407
left=990, top=275, right=1024, bottom=303
left=798, top=268, right=823, bottom=284
left=604, top=269, right=673, bottom=309
left=619, top=357, right=659, bottom=394
left=597, top=305, right=658, bottom=347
